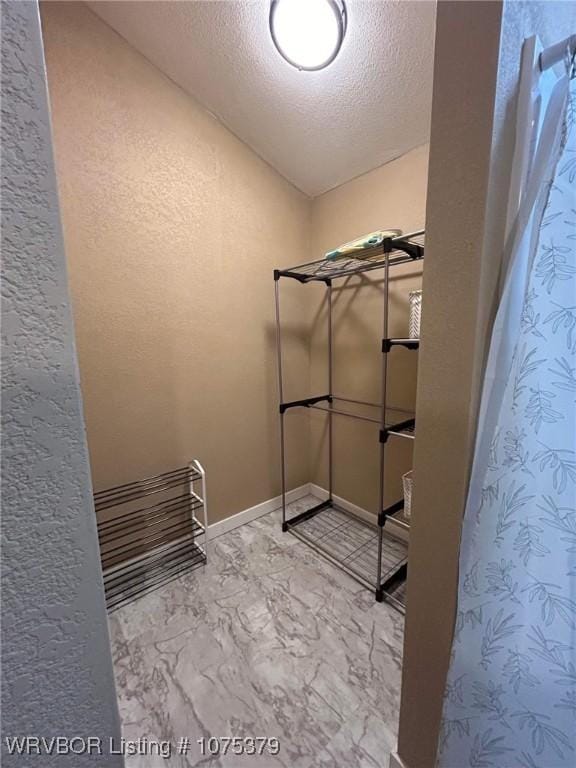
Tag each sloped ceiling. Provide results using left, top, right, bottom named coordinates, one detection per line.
left=89, top=0, right=436, bottom=196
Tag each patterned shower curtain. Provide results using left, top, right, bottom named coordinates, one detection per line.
left=437, top=53, right=576, bottom=768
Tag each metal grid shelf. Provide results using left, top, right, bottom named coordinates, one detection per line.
left=94, top=465, right=202, bottom=512
left=103, top=538, right=206, bottom=611
left=382, top=499, right=410, bottom=532
left=275, top=231, right=425, bottom=283
left=286, top=503, right=408, bottom=606
left=384, top=418, right=416, bottom=441
left=95, top=461, right=207, bottom=611
left=383, top=338, right=420, bottom=352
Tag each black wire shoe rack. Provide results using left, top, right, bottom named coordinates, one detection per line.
left=274, top=231, right=424, bottom=610
left=94, top=461, right=207, bottom=611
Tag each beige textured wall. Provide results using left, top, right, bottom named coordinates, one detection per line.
left=398, top=3, right=576, bottom=766
left=397, top=3, right=504, bottom=766
left=309, top=145, right=429, bottom=515
left=41, top=2, right=311, bottom=524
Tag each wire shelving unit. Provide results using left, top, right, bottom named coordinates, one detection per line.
left=94, top=461, right=207, bottom=611
left=274, top=230, right=424, bottom=609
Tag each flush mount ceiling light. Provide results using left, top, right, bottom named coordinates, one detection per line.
left=269, top=0, right=347, bottom=71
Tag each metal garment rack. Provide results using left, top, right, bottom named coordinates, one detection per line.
left=94, top=461, right=208, bottom=611
left=274, top=231, right=424, bottom=609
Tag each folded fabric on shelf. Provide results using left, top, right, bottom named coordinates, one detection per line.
left=325, top=229, right=402, bottom=261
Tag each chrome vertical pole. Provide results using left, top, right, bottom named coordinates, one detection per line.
left=274, top=275, right=287, bottom=531
left=376, top=248, right=390, bottom=600
left=327, top=280, right=334, bottom=501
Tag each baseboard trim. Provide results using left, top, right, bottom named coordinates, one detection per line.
left=208, top=484, right=311, bottom=539
left=309, top=484, right=408, bottom=542
left=389, top=753, right=409, bottom=768
left=207, top=482, right=408, bottom=542
left=309, top=483, right=376, bottom=523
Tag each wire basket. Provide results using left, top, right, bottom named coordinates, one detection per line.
left=402, top=470, right=413, bottom=519
left=409, top=290, right=422, bottom=339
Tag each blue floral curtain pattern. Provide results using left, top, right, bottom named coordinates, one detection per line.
left=437, top=74, right=576, bottom=767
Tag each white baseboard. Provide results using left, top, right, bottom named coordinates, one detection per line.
left=309, top=484, right=409, bottom=543
left=207, top=482, right=408, bottom=543
left=389, top=753, right=409, bottom=768
left=309, top=483, right=375, bottom=524
left=207, top=484, right=310, bottom=539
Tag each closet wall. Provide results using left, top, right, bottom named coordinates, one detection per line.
left=309, top=146, right=429, bottom=514
left=2, top=2, right=122, bottom=757
left=41, top=2, right=430, bottom=529
left=41, top=2, right=311, bottom=524
left=398, top=3, right=576, bottom=766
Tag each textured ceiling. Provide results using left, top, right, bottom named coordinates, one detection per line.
left=89, top=0, right=436, bottom=196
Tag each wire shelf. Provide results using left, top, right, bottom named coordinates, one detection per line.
left=389, top=425, right=415, bottom=439
left=383, top=416, right=416, bottom=441
left=383, top=499, right=411, bottom=532
left=94, top=465, right=202, bottom=512
left=383, top=338, right=420, bottom=352
left=286, top=502, right=407, bottom=605
left=103, top=538, right=206, bottom=611
left=276, top=231, right=425, bottom=283
left=95, top=462, right=207, bottom=611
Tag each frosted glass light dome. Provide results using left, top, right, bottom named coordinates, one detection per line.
left=269, top=0, right=347, bottom=71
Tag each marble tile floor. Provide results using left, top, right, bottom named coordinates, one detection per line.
left=108, top=495, right=405, bottom=768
